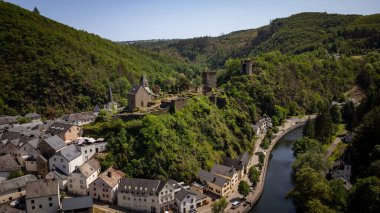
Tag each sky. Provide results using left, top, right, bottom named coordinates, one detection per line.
left=5, top=0, right=380, bottom=41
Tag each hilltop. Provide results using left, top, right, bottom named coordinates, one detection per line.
left=130, top=12, right=380, bottom=67
left=0, top=2, right=202, bottom=117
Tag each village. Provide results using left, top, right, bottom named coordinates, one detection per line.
left=0, top=59, right=353, bottom=213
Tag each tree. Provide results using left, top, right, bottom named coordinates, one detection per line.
left=248, top=167, right=260, bottom=186
left=8, top=170, right=23, bottom=179
left=303, top=118, right=315, bottom=139
left=292, top=137, right=323, bottom=157
left=211, top=197, right=228, bottom=213
left=33, top=6, right=40, bottom=14
left=287, top=167, right=332, bottom=211
left=314, top=107, right=334, bottom=144
left=238, top=180, right=250, bottom=198
left=330, top=105, right=342, bottom=124
left=342, top=101, right=355, bottom=130
left=292, top=151, right=329, bottom=172
left=329, top=179, right=348, bottom=211
left=305, top=199, right=336, bottom=213
left=348, top=176, right=380, bottom=213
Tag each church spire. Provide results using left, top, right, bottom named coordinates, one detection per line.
left=140, top=74, right=149, bottom=87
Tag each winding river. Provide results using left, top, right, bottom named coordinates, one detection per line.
left=250, top=127, right=304, bottom=213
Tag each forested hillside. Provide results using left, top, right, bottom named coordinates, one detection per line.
left=132, top=12, right=380, bottom=68
left=0, top=2, right=202, bottom=117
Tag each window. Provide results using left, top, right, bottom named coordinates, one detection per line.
left=60, top=159, right=63, bottom=162
left=94, top=193, right=96, bottom=196
left=90, top=149, right=92, bottom=152
left=39, top=204, right=42, bottom=208
left=49, top=197, right=52, bottom=201
left=54, top=158, right=56, bottom=161
left=128, top=197, right=130, bottom=200
left=183, top=202, right=186, bottom=206
left=31, top=200, right=35, bottom=204
left=123, top=196, right=126, bottom=200
left=63, top=165, right=66, bottom=169
left=152, top=200, right=154, bottom=203
left=103, top=194, right=105, bottom=197
left=49, top=203, right=53, bottom=207
left=85, top=150, right=87, bottom=154
left=144, top=199, right=146, bottom=202
left=32, top=206, right=35, bottom=209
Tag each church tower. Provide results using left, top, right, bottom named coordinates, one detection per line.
left=140, top=74, right=149, bottom=87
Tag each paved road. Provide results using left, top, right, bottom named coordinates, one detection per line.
left=325, top=137, right=342, bottom=159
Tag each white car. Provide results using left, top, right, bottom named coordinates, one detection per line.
left=231, top=201, right=241, bottom=209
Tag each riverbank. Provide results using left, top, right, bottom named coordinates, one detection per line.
left=239, top=115, right=314, bottom=213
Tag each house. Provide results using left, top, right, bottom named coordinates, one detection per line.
left=222, top=152, right=253, bottom=180
left=0, top=131, right=21, bottom=157
left=24, top=113, right=41, bottom=122
left=117, top=178, right=176, bottom=213
left=127, top=75, right=154, bottom=111
left=89, top=167, right=124, bottom=204
left=25, top=179, right=60, bottom=213
left=25, top=156, right=37, bottom=172
left=36, top=155, right=49, bottom=178
left=255, top=117, right=273, bottom=134
left=202, top=71, right=217, bottom=93
left=198, top=169, right=231, bottom=197
left=211, top=164, right=239, bottom=187
left=62, top=196, right=93, bottom=213
left=46, top=168, right=68, bottom=190
left=68, top=158, right=101, bottom=195
left=17, top=137, right=40, bottom=166
left=49, top=144, right=83, bottom=175
left=0, top=154, right=21, bottom=182
left=63, top=112, right=97, bottom=126
left=168, top=179, right=209, bottom=212
left=38, top=135, right=66, bottom=159
left=330, top=161, right=352, bottom=182
left=252, top=124, right=261, bottom=136
left=104, top=84, right=118, bottom=112
left=75, top=139, right=107, bottom=162
left=46, top=122, right=82, bottom=142
left=0, top=174, right=37, bottom=204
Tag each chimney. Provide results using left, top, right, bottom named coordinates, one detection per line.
left=107, top=171, right=112, bottom=178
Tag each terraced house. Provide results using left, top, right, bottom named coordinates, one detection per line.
left=117, top=178, right=175, bottom=213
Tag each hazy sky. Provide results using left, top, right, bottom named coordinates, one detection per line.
left=6, top=0, right=380, bottom=41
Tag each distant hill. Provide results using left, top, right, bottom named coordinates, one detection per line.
left=0, top=2, right=202, bottom=117
left=130, top=12, right=380, bottom=67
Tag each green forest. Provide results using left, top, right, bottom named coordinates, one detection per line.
left=0, top=2, right=203, bottom=117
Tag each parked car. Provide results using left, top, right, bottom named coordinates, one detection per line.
left=231, top=201, right=241, bottom=209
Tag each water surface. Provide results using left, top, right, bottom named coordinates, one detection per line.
left=250, top=127, right=303, bottom=213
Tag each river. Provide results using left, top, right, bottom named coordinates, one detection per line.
left=250, top=127, right=303, bottom=213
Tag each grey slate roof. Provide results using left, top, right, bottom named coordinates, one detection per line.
left=239, top=152, right=251, bottom=166
left=0, top=116, right=18, bottom=125
left=74, top=158, right=100, bottom=178
left=46, top=122, right=75, bottom=136
left=167, top=179, right=182, bottom=190
left=64, top=112, right=96, bottom=123
left=0, top=131, right=20, bottom=145
left=62, top=196, right=93, bottom=211
left=119, top=178, right=164, bottom=194
left=211, top=164, right=236, bottom=178
left=175, top=187, right=196, bottom=201
left=47, top=168, right=68, bottom=180
left=25, top=179, right=59, bottom=199
left=58, top=144, right=81, bottom=162
left=128, top=85, right=143, bottom=95
left=0, top=154, right=20, bottom=172
left=198, top=169, right=228, bottom=187
left=44, top=135, right=66, bottom=151
left=0, top=174, right=37, bottom=194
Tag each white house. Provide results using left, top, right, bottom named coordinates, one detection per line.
left=68, top=158, right=101, bottom=195
left=75, top=139, right=108, bottom=162
left=117, top=178, right=176, bottom=213
left=0, top=174, right=37, bottom=204
left=25, top=179, right=60, bottom=213
left=175, top=187, right=197, bottom=213
left=46, top=168, right=69, bottom=190
left=49, top=144, right=83, bottom=175
left=89, top=167, right=124, bottom=204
